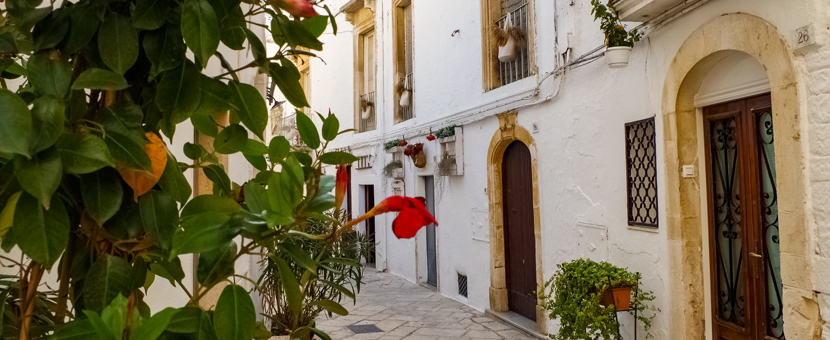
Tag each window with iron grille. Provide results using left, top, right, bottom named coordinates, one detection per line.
left=480, top=0, right=534, bottom=91
left=357, top=30, right=376, bottom=133
left=625, top=118, right=658, bottom=227
left=495, top=2, right=530, bottom=86
left=457, top=273, right=468, bottom=298
left=393, top=0, right=414, bottom=123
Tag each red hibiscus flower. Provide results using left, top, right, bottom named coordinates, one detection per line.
left=279, top=0, right=319, bottom=18
left=346, top=196, right=438, bottom=239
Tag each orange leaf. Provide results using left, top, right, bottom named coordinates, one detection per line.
left=118, top=132, right=168, bottom=201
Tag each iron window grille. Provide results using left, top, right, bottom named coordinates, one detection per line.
left=359, top=91, right=376, bottom=132
left=398, top=73, right=414, bottom=122
left=457, top=273, right=468, bottom=298
left=625, top=117, right=658, bottom=227
left=495, top=2, right=531, bottom=86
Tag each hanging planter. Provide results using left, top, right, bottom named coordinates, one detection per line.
left=404, top=143, right=426, bottom=168
left=495, top=16, right=526, bottom=63
left=399, top=89, right=412, bottom=107
left=599, top=285, right=633, bottom=311
left=383, top=160, right=403, bottom=178
left=360, top=98, right=374, bottom=119
left=605, top=46, right=632, bottom=68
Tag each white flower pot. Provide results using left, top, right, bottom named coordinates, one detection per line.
left=605, top=46, right=632, bottom=68
left=399, top=90, right=411, bottom=107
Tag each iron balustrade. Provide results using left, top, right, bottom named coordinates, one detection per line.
left=495, top=3, right=530, bottom=86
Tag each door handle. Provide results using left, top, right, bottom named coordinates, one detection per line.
left=749, top=252, right=763, bottom=258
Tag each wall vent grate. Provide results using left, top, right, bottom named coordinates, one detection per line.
left=457, top=273, right=468, bottom=298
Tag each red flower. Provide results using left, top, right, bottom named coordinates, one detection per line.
left=426, top=135, right=436, bottom=141
left=399, top=141, right=408, bottom=147
left=346, top=196, right=438, bottom=239
left=279, top=0, right=319, bottom=18
left=335, top=164, right=348, bottom=209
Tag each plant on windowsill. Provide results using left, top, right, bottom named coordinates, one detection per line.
left=437, top=153, right=456, bottom=177
left=435, top=125, right=457, bottom=142
left=385, top=139, right=406, bottom=153
left=591, top=0, right=642, bottom=68
left=383, top=160, right=403, bottom=178
left=539, top=258, right=655, bottom=340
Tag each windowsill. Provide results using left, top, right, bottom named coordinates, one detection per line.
left=627, top=225, right=660, bottom=234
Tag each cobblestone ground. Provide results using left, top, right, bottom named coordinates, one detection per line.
left=316, top=269, right=536, bottom=340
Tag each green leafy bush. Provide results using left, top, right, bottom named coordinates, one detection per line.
left=590, top=0, right=641, bottom=47
left=538, top=258, right=655, bottom=340
left=434, top=125, right=456, bottom=139
left=0, top=0, right=360, bottom=339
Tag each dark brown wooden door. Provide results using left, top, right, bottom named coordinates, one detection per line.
left=502, top=141, right=537, bottom=321
left=704, top=94, right=784, bottom=340
left=363, top=185, right=376, bottom=264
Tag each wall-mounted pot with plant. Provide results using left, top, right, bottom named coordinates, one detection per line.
left=383, top=160, right=404, bottom=179
left=539, top=258, right=655, bottom=340
left=404, top=143, right=426, bottom=168
left=385, top=139, right=407, bottom=153
left=591, top=0, right=642, bottom=68
left=494, top=17, right=526, bottom=62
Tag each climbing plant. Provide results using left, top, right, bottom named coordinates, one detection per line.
left=0, top=0, right=362, bottom=339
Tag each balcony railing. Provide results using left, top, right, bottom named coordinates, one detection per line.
left=495, top=3, right=530, bottom=86
left=398, top=73, right=413, bottom=122
left=359, top=91, right=376, bottom=132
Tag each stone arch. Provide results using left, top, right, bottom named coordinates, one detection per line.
left=486, top=111, right=546, bottom=333
left=662, top=13, right=820, bottom=339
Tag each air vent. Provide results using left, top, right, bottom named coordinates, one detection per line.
left=457, top=273, right=468, bottom=298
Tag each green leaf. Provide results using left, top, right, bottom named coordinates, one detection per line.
left=143, top=24, right=185, bottom=74
left=242, top=139, right=268, bottom=156
left=0, top=191, right=21, bottom=237
left=274, top=257, right=303, bottom=316
left=306, top=193, right=335, bottom=212
left=132, top=308, right=178, bottom=340
left=318, top=278, right=355, bottom=300
left=228, top=81, right=267, bottom=140
left=14, top=148, right=62, bottom=208
left=104, top=131, right=152, bottom=171
left=0, top=89, right=33, bottom=157
left=182, top=0, right=220, bottom=68
left=132, top=0, right=168, bottom=30
left=269, top=61, right=308, bottom=108
left=140, top=190, right=178, bottom=251
left=295, top=110, right=320, bottom=149
left=83, top=255, right=134, bottom=312
left=149, top=257, right=185, bottom=285
left=268, top=136, right=290, bottom=163
left=213, top=284, right=256, bottom=340
left=51, top=319, right=98, bottom=340
left=166, top=307, right=201, bottom=333
left=72, top=68, right=128, bottom=90
left=81, top=169, right=124, bottom=225
left=319, top=152, right=358, bottom=165
left=198, top=308, right=218, bottom=340
left=32, top=9, right=69, bottom=52
left=84, top=310, right=117, bottom=340
left=29, top=96, right=66, bottom=154
left=324, top=4, right=338, bottom=35
left=243, top=27, right=266, bottom=61
left=213, top=124, right=248, bottom=154
left=156, top=61, right=202, bottom=124
left=172, top=212, right=237, bottom=255
left=27, top=52, right=72, bottom=97
left=99, top=13, right=139, bottom=74
left=218, top=7, right=246, bottom=50
left=243, top=182, right=268, bottom=214
left=278, top=242, right=318, bottom=274
left=194, top=76, right=234, bottom=117
left=203, top=164, right=231, bottom=196
left=100, top=294, right=129, bottom=340
left=301, top=16, right=328, bottom=38
left=181, top=195, right=240, bottom=218
left=282, top=155, right=304, bottom=185
left=196, top=241, right=236, bottom=286
left=309, top=299, right=348, bottom=316
left=63, top=4, right=101, bottom=55
left=12, top=193, right=68, bottom=268
left=321, top=114, right=339, bottom=141
left=158, top=153, right=192, bottom=204
left=57, top=133, right=116, bottom=174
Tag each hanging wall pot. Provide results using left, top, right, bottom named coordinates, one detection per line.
left=399, top=89, right=412, bottom=107
left=497, top=16, right=517, bottom=62
left=605, top=46, right=632, bottom=68
left=404, top=143, right=426, bottom=168
left=360, top=99, right=373, bottom=119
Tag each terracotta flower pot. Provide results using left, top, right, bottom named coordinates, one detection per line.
left=411, top=152, right=426, bottom=168
left=600, top=286, right=632, bottom=311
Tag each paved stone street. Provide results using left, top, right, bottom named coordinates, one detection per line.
left=316, top=269, right=536, bottom=340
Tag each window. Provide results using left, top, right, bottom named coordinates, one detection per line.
left=357, top=30, right=376, bottom=132
left=625, top=118, right=658, bottom=227
left=480, top=0, right=535, bottom=91
left=393, top=0, right=413, bottom=123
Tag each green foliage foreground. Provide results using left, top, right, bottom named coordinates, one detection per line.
left=0, top=0, right=359, bottom=339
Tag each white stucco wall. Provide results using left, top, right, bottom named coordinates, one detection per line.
left=306, top=0, right=830, bottom=338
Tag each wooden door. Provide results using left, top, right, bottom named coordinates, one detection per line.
left=424, top=176, right=437, bottom=287
left=704, top=94, right=784, bottom=340
left=363, top=185, right=376, bottom=264
left=501, top=141, right=537, bottom=321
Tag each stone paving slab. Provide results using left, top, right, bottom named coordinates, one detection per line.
left=315, top=269, right=536, bottom=340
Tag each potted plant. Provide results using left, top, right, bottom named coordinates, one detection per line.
left=404, top=143, right=426, bottom=168
left=435, top=125, right=457, bottom=143
left=539, top=258, right=655, bottom=340
left=385, top=139, right=406, bottom=153
left=383, top=160, right=404, bottom=178
left=591, top=0, right=642, bottom=68
left=437, top=153, right=456, bottom=176
left=493, top=17, right=526, bottom=62
left=260, top=211, right=373, bottom=339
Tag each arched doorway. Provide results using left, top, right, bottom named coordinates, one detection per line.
left=661, top=13, right=820, bottom=340
left=502, top=141, right=537, bottom=321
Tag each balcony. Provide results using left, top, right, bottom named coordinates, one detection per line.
left=496, top=3, right=530, bottom=86
left=398, top=73, right=413, bottom=123
left=609, top=0, right=697, bottom=22
left=359, top=92, right=376, bottom=133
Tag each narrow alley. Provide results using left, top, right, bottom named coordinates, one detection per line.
left=315, top=270, right=538, bottom=339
